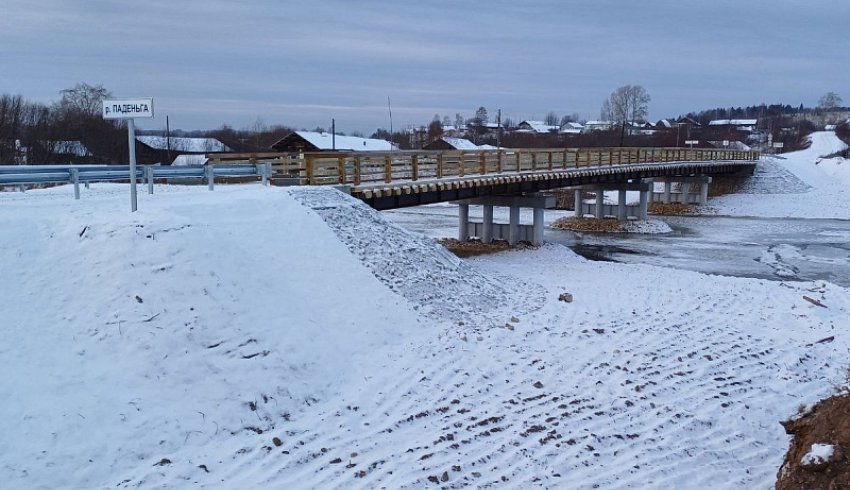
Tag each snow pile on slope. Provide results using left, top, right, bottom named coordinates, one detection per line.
left=0, top=185, right=428, bottom=489
left=289, top=187, right=545, bottom=326
left=712, top=132, right=850, bottom=218
left=814, top=156, right=850, bottom=186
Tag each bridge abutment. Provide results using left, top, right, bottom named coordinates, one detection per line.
left=456, top=195, right=555, bottom=246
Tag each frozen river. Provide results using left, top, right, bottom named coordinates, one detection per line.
left=385, top=205, right=850, bottom=287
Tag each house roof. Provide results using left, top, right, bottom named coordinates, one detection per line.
left=708, top=119, right=758, bottom=126
left=136, top=136, right=232, bottom=153
left=428, top=137, right=498, bottom=150
left=171, top=154, right=208, bottom=166
left=291, top=131, right=395, bottom=151
left=52, top=140, right=91, bottom=156
left=518, top=121, right=559, bottom=133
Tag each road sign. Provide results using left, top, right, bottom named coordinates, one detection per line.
left=102, top=98, right=154, bottom=119
left=101, top=97, right=154, bottom=212
left=772, top=142, right=784, bottom=148
left=685, top=140, right=699, bottom=145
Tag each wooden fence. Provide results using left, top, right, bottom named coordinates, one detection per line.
left=208, top=148, right=759, bottom=187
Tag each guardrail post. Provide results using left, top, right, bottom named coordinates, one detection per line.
left=258, top=163, right=270, bottom=185
left=206, top=165, right=214, bottom=190
left=70, top=168, right=80, bottom=200
left=384, top=155, right=392, bottom=183
left=338, top=157, right=346, bottom=185
left=305, top=155, right=314, bottom=184
left=497, top=150, right=503, bottom=173
left=354, top=156, right=362, bottom=185
left=412, top=154, right=419, bottom=181
left=145, top=166, right=154, bottom=194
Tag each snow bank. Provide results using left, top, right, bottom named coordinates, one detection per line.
left=712, top=132, right=850, bottom=219
left=0, top=185, right=427, bottom=489
left=289, top=187, right=545, bottom=326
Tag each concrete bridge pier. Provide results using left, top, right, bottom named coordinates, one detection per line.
left=574, top=181, right=651, bottom=220
left=457, top=194, right=555, bottom=246
left=652, top=176, right=712, bottom=205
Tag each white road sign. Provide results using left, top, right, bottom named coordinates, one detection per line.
left=685, top=140, right=699, bottom=145
left=102, top=98, right=154, bottom=119
left=773, top=142, right=784, bottom=148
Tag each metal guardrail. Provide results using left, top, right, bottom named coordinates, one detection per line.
left=0, top=163, right=273, bottom=199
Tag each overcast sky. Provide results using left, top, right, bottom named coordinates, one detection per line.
left=3, top=0, right=848, bottom=134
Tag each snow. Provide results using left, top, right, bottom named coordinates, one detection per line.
left=800, top=443, right=834, bottom=466
left=712, top=131, right=850, bottom=219
left=519, top=121, right=560, bottom=133
left=52, top=140, right=91, bottom=157
left=433, top=137, right=496, bottom=151
left=136, top=136, right=231, bottom=153
left=709, top=119, right=758, bottom=126
left=170, top=154, right=207, bottom=166
left=3, top=132, right=850, bottom=488
left=294, top=131, right=395, bottom=151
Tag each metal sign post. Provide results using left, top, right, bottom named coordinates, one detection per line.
left=102, top=98, right=154, bottom=212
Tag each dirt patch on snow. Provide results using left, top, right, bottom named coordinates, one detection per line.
left=646, top=202, right=700, bottom=216
left=777, top=392, right=850, bottom=489
left=437, top=238, right=533, bottom=257
left=550, top=217, right=671, bottom=234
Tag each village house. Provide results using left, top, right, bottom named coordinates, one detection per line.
left=423, top=137, right=498, bottom=151
left=516, top=120, right=559, bottom=134
left=271, top=131, right=396, bottom=152
left=135, top=136, right=232, bottom=165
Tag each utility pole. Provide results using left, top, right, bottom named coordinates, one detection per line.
left=497, top=109, right=502, bottom=149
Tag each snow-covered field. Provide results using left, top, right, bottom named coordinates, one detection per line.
left=1, top=132, right=849, bottom=489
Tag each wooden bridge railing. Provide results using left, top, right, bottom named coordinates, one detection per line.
left=207, top=147, right=759, bottom=186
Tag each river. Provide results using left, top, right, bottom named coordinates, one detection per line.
left=385, top=206, right=850, bottom=287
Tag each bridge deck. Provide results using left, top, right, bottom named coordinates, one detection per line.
left=206, top=147, right=758, bottom=210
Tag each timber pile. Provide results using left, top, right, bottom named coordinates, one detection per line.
left=437, top=238, right=531, bottom=257
left=550, top=217, right=627, bottom=233
left=647, top=202, right=699, bottom=216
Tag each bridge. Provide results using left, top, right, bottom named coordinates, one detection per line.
left=208, top=146, right=758, bottom=210
left=3, top=147, right=757, bottom=245
left=207, top=147, right=758, bottom=246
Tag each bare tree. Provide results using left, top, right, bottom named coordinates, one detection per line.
left=454, top=113, right=464, bottom=129
left=58, top=83, right=111, bottom=117
left=601, top=85, right=651, bottom=123
left=427, top=115, right=443, bottom=142
left=544, top=111, right=559, bottom=126
left=474, top=106, right=489, bottom=125
left=818, top=92, right=843, bottom=111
